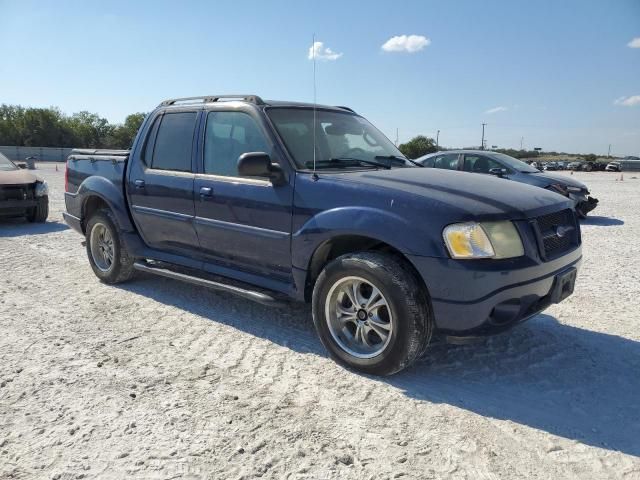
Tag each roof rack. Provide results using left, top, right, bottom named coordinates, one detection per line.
left=159, top=95, right=265, bottom=107
left=335, top=105, right=356, bottom=113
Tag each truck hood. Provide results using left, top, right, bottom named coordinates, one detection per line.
left=328, top=167, right=572, bottom=220
left=523, top=171, right=587, bottom=190
left=0, top=169, right=42, bottom=186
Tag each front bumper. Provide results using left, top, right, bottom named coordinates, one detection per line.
left=408, top=245, right=582, bottom=335
left=0, top=199, right=38, bottom=216
left=569, top=192, right=598, bottom=216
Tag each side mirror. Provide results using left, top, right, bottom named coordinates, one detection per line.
left=237, top=152, right=286, bottom=185
left=489, top=168, right=507, bottom=177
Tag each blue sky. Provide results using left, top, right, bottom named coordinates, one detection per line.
left=1, top=0, right=639, bottom=155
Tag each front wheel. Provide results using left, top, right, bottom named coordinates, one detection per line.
left=85, top=210, right=135, bottom=284
left=312, top=252, right=433, bottom=376
left=27, top=196, right=48, bottom=223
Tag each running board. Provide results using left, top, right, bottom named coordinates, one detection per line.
left=133, top=262, right=285, bottom=307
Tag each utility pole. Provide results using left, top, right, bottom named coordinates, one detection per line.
left=481, top=123, right=486, bottom=150
left=395, top=128, right=399, bottom=146
left=607, top=144, right=611, bottom=158
left=436, top=130, right=440, bottom=151
left=520, top=137, right=524, bottom=151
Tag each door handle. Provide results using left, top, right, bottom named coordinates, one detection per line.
left=134, top=179, right=145, bottom=188
left=199, top=187, right=213, bottom=197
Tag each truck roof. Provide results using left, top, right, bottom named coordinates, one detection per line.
left=157, top=95, right=355, bottom=113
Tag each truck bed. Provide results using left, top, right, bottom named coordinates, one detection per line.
left=66, top=149, right=129, bottom=195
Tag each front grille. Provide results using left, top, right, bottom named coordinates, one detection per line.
left=533, top=208, right=579, bottom=260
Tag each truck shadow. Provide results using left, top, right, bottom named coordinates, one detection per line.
left=392, top=314, right=640, bottom=457
left=0, top=219, right=69, bottom=237
left=580, top=216, right=624, bottom=226
left=117, top=276, right=639, bottom=457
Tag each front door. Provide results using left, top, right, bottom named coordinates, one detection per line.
left=193, top=110, right=294, bottom=279
left=462, top=153, right=509, bottom=177
left=127, top=110, right=200, bottom=253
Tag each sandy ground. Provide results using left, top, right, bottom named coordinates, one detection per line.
left=0, top=164, right=639, bottom=480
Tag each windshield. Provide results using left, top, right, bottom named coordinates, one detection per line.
left=0, top=152, right=17, bottom=171
left=490, top=152, right=540, bottom=173
left=267, top=108, right=410, bottom=169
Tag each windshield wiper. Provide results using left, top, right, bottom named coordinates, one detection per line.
left=375, top=155, right=423, bottom=167
left=305, top=157, right=391, bottom=170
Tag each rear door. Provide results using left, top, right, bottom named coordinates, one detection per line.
left=193, top=108, right=294, bottom=280
left=127, top=110, right=200, bottom=253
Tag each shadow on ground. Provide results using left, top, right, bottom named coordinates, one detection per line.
left=581, top=215, right=624, bottom=226
left=118, top=275, right=640, bottom=457
left=0, top=219, right=69, bottom=237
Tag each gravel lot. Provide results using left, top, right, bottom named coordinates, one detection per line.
left=1, top=164, right=639, bottom=480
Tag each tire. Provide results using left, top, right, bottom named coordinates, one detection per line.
left=312, top=252, right=433, bottom=376
left=85, top=209, right=135, bottom=284
left=27, top=196, right=48, bottom=223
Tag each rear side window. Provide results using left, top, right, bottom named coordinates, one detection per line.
left=150, top=112, right=197, bottom=172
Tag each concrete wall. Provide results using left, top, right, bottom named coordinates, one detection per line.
left=0, top=146, right=74, bottom=162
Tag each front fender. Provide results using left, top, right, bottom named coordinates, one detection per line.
left=75, top=176, right=134, bottom=232
left=291, top=206, right=444, bottom=270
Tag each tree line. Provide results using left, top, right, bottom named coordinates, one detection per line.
left=396, top=135, right=598, bottom=160
left=0, top=104, right=146, bottom=150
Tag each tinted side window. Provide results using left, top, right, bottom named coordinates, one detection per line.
left=151, top=112, right=197, bottom=172
left=204, top=111, right=269, bottom=177
left=434, top=154, right=459, bottom=170
left=463, top=155, right=502, bottom=174
left=142, top=116, right=160, bottom=165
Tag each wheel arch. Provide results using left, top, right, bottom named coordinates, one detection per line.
left=303, top=234, right=429, bottom=303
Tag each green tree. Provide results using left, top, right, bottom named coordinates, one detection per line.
left=584, top=153, right=597, bottom=162
left=398, top=135, right=437, bottom=159
left=110, top=113, right=147, bottom=149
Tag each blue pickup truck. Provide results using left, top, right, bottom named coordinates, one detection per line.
left=64, top=95, right=582, bottom=375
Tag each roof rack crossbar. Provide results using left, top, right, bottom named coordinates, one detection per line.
left=159, top=95, right=265, bottom=107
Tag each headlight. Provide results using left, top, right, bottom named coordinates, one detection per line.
left=443, top=221, right=524, bottom=260
left=35, top=181, right=48, bottom=197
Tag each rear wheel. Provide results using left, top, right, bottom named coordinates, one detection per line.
left=312, top=252, right=433, bottom=376
left=85, top=210, right=135, bottom=284
left=27, top=196, right=48, bottom=223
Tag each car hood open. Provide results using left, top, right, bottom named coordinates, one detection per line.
left=0, top=169, right=42, bottom=186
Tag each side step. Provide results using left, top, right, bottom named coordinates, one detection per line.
left=133, top=261, right=286, bottom=307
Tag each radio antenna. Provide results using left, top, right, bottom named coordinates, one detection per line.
left=312, top=33, right=318, bottom=179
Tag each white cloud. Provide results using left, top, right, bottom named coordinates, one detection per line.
left=627, top=37, right=640, bottom=48
left=614, top=95, right=640, bottom=107
left=485, top=106, right=508, bottom=114
left=381, top=35, right=430, bottom=53
left=308, top=41, right=343, bottom=61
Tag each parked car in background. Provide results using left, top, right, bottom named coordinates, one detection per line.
left=544, top=162, right=559, bottom=171
left=567, top=161, right=583, bottom=171
left=64, top=94, right=583, bottom=376
left=605, top=161, right=621, bottom=172
left=0, top=152, right=49, bottom=222
left=417, top=150, right=598, bottom=218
